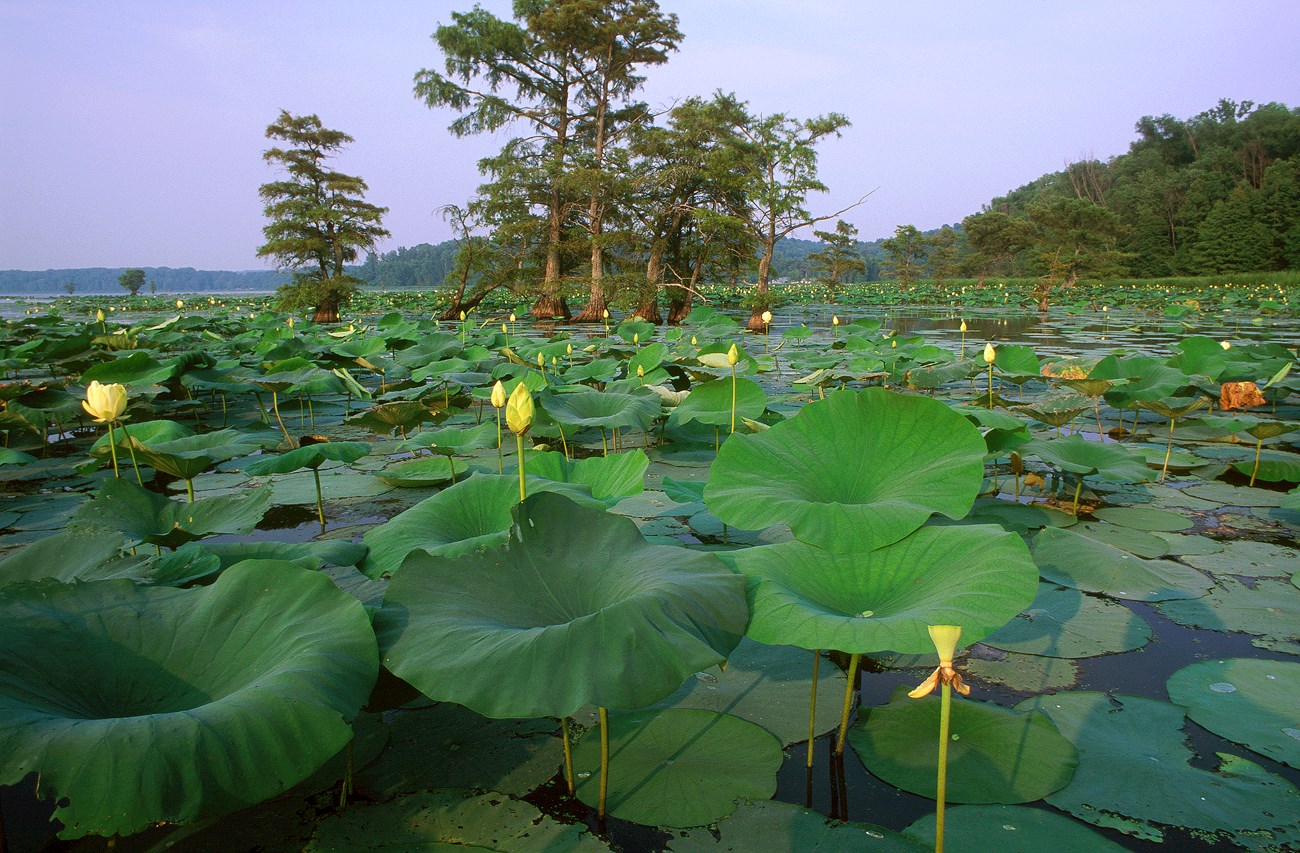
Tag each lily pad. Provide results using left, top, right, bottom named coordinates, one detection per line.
left=1166, top=658, right=1300, bottom=769
left=965, top=651, right=1080, bottom=693
left=1068, top=521, right=1171, bottom=558
left=376, top=492, right=748, bottom=718
left=376, top=457, right=471, bottom=488
left=573, top=708, right=783, bottom=827
left=667, top=800, right=925, bottom=852
left=981, top=583, right=1152, bottom=658
left=705, top=388, right=986, bottom=550
left=849, top=689, right=1078, bottom=803
left=273, top=470, right=394, bottom=503
left=671, top=377, right=768, bottom=427
left=729, top=524, right=1038, bottom=654
left=1023, top=435, right=1155, bottom=483
left=69, top=477, right=271, bottom=549
left=1018, top=691, right=1300, bottom=846
left=903, top=804, right=1128, bottom=852
left=1032, top=527, right=1213, bottom=601
left=0, top=529, right=126, bottom=588
left=964, top=498, right=1076, bottom=534
left=0, top=560, right=378, bottom=839
left=1180, top=539, right=1299, bottom=578
left=648, top=639, right=848, bottom=745
left=1156, top=578, right=1299, bottom=641
left=1091, top=505, right=1193, bottom=532
left=1151, top=531, right=1224, bottom=556
left=1185, top=482, right=1288, bottom=508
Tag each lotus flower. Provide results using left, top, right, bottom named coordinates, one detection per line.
left=82, top=381, right=127, bottom=424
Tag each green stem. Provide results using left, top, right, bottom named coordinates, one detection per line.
left=1250, top=437, right=1263, bottom=487
left=516, top=432, right=526, bottom=502
left=339, top=740, right=354, bottom=810
left=986, top=363, right=993, bottom=409
left=312, top=467, right=326, bottom=532
left=271, top=390, right=291, bottom=443
left=936, top=679, right=952, bottom=853
left=598, top=706, right=610, bottom=819
left=447, top=453, right=457, bottom=485
left=1161, top=417, right=1175, bottom=484
left=185, top=478, right=195, bottom=503
left=561, top=717, right=575, bottom=795
left=1072, top=478, right=1083, bottom=515
left=106, top=421, right=120, bottom=478
left=807, top=650, right=821, bottom=769
left=834, top=653, right=861, bottom=755
left=117, top=421, right=143, bottom=485
left=730, top=364, right=737, bottom=434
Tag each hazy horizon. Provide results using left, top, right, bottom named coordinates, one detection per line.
left=3, top=0, right=1298, bottom=272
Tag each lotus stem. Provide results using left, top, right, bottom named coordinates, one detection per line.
left=807, top=650, right=821, bottom=768
left=601, top=428, right=609, bottom=457
left=935, top=679, right=952, bottom=853
left=118, top=421, right=143, bottom=486
left=1161, top=417, right=1175, bottom=483
left=834, top=653, right=861, bottom=755
left=730, top=363, right=737, bottom=434
left=986, top=363, right=993, bottom=409
left=105, top=420, right=120, bottom=478
left=598, top=706, right=611, bottom=819
left=270, top=390, right=291, bottom=443
left=516, top=433, right=527, bottom=502
left=307, top=393, right=315, bottom=430
left=1250, top=437, right=1263, bottom=487
left=1094, top=401, right=1105, bottom=443
left=561, top=717, right=575, bottom=794
left=1072, top=478, right=1083, bottom=515
left=185, top=478, right=195, bottom=503
left=558, top=426, right=569, bottom=460
left=496, top=410, right=504, bottom=474
left=339, top=740, right=354, bottom=810
left=446, top=454, right=457, bottom=485
left=312, top=467, right=326, bottom=532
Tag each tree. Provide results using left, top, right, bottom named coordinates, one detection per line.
left=807, top=220, right=865, bottom=300
left=118, top=269, right=145, bottom=296
left=62, top=281, right=76, bottom=295
left=1191, top=185, right=1274, bottom=273
left=879, top=225, right=926, bottom=289
left=1026, top=197, right=1127, bottom=310
left=960, top=210, right=1034, bottom=283
left=257, top=110, right=389, bottom=323
left=925, top=226, right=959, bottom=288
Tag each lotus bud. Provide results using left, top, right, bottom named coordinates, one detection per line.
left=959, top=319, right=966, bottom=333
left=691, top=335, right=698, bottom=345
left=633, top=332, right=640, bottom=345
left=551, top=356, right=557, bottom=366
left=537, top=352, right=545, bottom=367
left=287, top=317, right=295, bottom=328
left=506, top=383, right=534, bottom=435
left=908, top=625, right=970, bottom=699
left=502, top=323, right=508, bottom=334
left=761, top=310, right=773, bottom=325
left=983, top=343, right=996, bottom=364
left=832, top=315, right=840, bottom=326
left=459, top=311, right=466, bottom=321
left=96, top=309, right=104, bottom=322
left=602, top=308, right=610, bottom=320
left=1102, top=305, right=1109, bottom=312
left=727, top=343, right=738, bottom=366
left=209, top=297, right=215, bottom=305
left=1220, top=340, right=1231, bottom=350
left=490, top=380, right=506, bottom=409
left=566, top=343, right=572, bottom=355
left=891, top=339, right=897, bottom=348
left=509, top=312, right=517, bottom=323
left=82, top=380, right=127, bottom=424
left=637, top=364, right=645, bottom=377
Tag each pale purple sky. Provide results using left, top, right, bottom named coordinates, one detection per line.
left=3, top=1, right=1298, bottom=271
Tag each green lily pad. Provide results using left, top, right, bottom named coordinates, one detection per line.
left=1151, top=531, right=1224, bottom=556
left=849, top=689, right=1078, bottom=803
left=361, top=474, right=518, bottom=579
left=1032, top=527, right=1213, bottom=601
left=1167, top=658, right=1300, bottom=769
left=965, top=651, right=1080, bottom=693
left=376, top=492, right=748, bottom=718
left=573, top=708, right=783, bottom=827
left=69, top=477, right=270, bottom=549
left=1233, top=454, right=1300, bottom=484
left=981, top=583, right=1151, bottom=658
left=0, top=530, right=126, bottom=588
left=543, top=388, right=662, bottom=432
left=705, top=388, right=986, bottom=550
left=1180, top=539, right=1298, bottom=578
left=671, top=377, right=768, bottom=427
left=0, top=560, right=378, bottom=839
left=135, top=429, right=264, bottom=481
left=204, top=539, right=367, bottom=570
left=272, top=470, right=394, bottom=503
left=1018, top=691, right=1300, bottom=846
left=1156, top=578, right=1299, bottom=640
left=964, top=498, right=1076, bottom=534
left=306, top=789, right=610, bottom=852
left=1023, top=435, right=1155, bottom=483
left=376, top=457, right=471, bottom=487
left=521, top=449, right=649, bottom=502
left=1091, top=505, right=1193, bottom=532
left=903, top=804, right=1128, bottom=852
left=244, top=440, right=371, bottom=475
left=648, top=639, right=848, bottom=745
left=1065, top=521, right=1171, bottom=558
left=354, top=703, right=562, bottom=799
left=730, top=524, right=1038, bottom=654
left=667, top=800, right=926, bottom=852
left=1185, top=482, right=1288, bottom=508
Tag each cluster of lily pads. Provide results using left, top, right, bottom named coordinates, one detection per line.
left=0, top=298, right=1297, bottom=851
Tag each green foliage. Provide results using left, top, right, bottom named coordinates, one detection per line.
left=116, top=268, right=145, bottom=296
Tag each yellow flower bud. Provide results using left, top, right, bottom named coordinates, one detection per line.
left=832, top=315, right=840, bottom=326
left=506, top=382, right=534, bottom=435
left=509, top=312, right=517, bottom=323
left=602, top=308, right=609, bottom=320
left=1220, top=340, right=1231, bottom=350
left=983, top=342, right=996, bottom=364
left=287, top=317, right=294, bottom=328
left=459, top=311, right=466, bottom=321
left=566, top=343, right=572, bottom=355
left=537, top=352, right=545, bottom=367
left=96, top=309, right=105, bottom=322
left=490, top=380, right=506, bottom=409
left=959, top=319, right=967, bottom=333
left=691, top=335, right=697, bottom=345
left=176, top=300, right=184, bottom=309
left=633, top=332, right=639, bottom=344
left=637, top=364, right=645, bottom=377
left=82, top=380, right=127, bottom=424
left=502, top=323, right=508, bottom=334
left=726, top=343, right=738, bottom=366
left=761, top=310, right=773, bottom=324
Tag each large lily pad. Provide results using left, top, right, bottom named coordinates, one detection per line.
left=1185, top=481, right=1288, bottom=508
left=1031, top=527, right=1213, bottom=601
left=375, top=492, right=748, bottom=718
left=648, top=639, right=848, bottom=745
left=981, top=583, right=1151, bottom=658
left=543, top=388, right=661, bottom=432
left=244, top=440, right=371, bottom=475
left=903, top=804, right=1127, bottom=852
left=1166, top=658, right=1300, bottom=769
left=1023, top=435, right=1155, bottom=483
left=705, top=388, right=986, bottom=550
left=0, top=529, right=126, bottom=588
left=573, top=708, right=783, bottom=827
left=1180, top=539, right=1299, bottom=578
left=1090, top=505, right=1193, bottom=532
left=0, top=560, right=378, bottom=838
left=671, top=377, right=768, bottom=427
left=667, top=800, right=925, bottom=852
left=69, top=477, right=271, bottom=549
left=1018, top=691, right=1300, bottom=846
left=849, top=690, right=1078, bottom=803
left=731, top=524, right=1036, bottom=654
left=1155, top=578, right=1299, bottom=641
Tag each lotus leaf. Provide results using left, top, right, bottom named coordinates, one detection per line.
left=1166, top=658, right=1299, bottom=768
left=1090, top=505, right=1192, bottom=532
left=980, top=583, right=1151, bottom=658
left=398, top=422, right=497, bottom=456
left=377, top=456, right=471, bottom=487
left=521, top=448, right=649, bottom=502
left=705, top=389, right=986, bottom=550
left=963, top=497, right=1075, bottom=534
left=729, top=524, right=1037, bottom=654
left=667, top=800, right=926, bottom=852
left=86, top=418, right=193, bottom=461
left=70, top=478, right=271, bottom=548
left=80, top=351, right=174, bottom=386
left=244, top=440, right=371, bottom=474
left=670, top=377, right=768, bottom=429
left=1023, top=435, right=1155, bottom=483
left=964, top=651, right=1079, bottom=693
left=1068, top=520, right=1171, bottom=557
left=541, top=387, right=661, bottom=432
left=361, top=474, right=519, bottom=579
left=903, top=804, right=1127, bottom=852
left=573, top=708, right=783, bottom=827
left=0, top=530, right=127, bottom=588
left=0, top=560, right=378, bottom=838
left=1032, top=527, right=1212, bottom=601
left=1179, top=539, right=1297, bottom=578
left=375, top=492, right=748, bottom=718
left=136, top=429, right=266, bottom=481
left=1155, top=577, right=1299, bottom=640
left=1019, top=691, right=1300, bottom=845
left=849, top=688, right=1077, bottom=803
left=1184, top=481, right=1289, bottom=508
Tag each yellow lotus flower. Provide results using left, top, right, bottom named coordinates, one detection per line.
left=691, top=335, right=698, bottom=345
left=509, top=312, right=517, bottom=323
left=490, top=380, right=506, bottom=409
left=506, top=383, right=534, bottom=435
left=983, top=342, right=996, bottom=364
left=537, top=352, right=545, bottom=367
left=761, top=310, right=773, bottom=325
left=82, top=381, right=127, bottom=424
left=1220, top=340, right=1231, bottom=350
left=176, top=300, right=184, bottom=309
left=832, top=315, right=840, bottom=326
left=908, top=625, right=970, bottom=699
left=502, top=323, right=508, bottom=334
left=287, top=317, right=295, bottom=329
left=96, top=309, right=105, bottom=322
left=602, top=308, right=609, bottom=320
left=959, top=319, right=967, bottom=333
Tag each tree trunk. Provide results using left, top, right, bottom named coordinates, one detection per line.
left=630, top=294, right=661, bottom=323
left=312, top=298, right=340, bottom=324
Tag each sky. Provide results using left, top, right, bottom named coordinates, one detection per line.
left=2, top=0, right=1298, bottom=272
